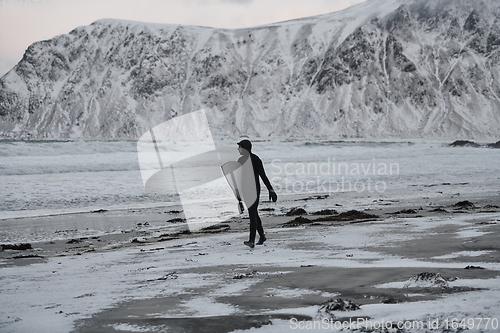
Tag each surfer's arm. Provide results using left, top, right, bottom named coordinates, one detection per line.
left=258, top=163, right=277, bottom=202
left=255, top=157, right=273, bottom=191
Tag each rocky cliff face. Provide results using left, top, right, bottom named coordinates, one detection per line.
left=1, top=0, right=499, bottom=140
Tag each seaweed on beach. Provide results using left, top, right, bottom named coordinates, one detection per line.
left=167, top=217, right=186, bottom=223
left=311, top=209, right=338, bottom=215
left=315, top=210, right=379, bottom=222
left=487, top=140, right=500, bottom=148
left=131, top=238, right=147, bottom=244
left=157, top=236, right=179, bottom=242
left=285, top=207, right=308, bottom=216
left=449, top=140, right=480, bottom=147
left=403, top=272, right=455, bottom=289
left=312, top=215, right=338, bottom=222
left=199, top=224, right=230, bottom=233
left=429, top=207, right=448, bottom=213
left=233, top=270, right=258, bottom=279
left=336, top=210, right=379, bottom=221
left=1, top=243, right=33, bottom=251
left=282, top=216, right=314, bottom=227
left=317, top=298, right=360, bottom=319
left=390, top=209, right=418, bottom=215
left=453, top=200, right=476, bottom=209
left=13, top=254, right=45, bottom=259
left=174, top=229, right=192, bottom=236
left=475, top=220, right=498, bottom=225
left=382, top=297, right=403, bottom=304
left=282, top=210, right=379, bottom=227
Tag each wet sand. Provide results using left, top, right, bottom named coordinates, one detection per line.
left=1, top=193, right=500, bottom=333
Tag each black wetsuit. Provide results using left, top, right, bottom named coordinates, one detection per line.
left=238, top=152, right=273, bottom=243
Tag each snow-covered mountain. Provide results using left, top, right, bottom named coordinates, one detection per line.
left=1, top=0, right=500, bottom=140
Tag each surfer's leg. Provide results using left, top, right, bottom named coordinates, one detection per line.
left=256, top=214, right=264, bottom=239
left=248, top=203, right=259, bottom=243
left=255, top=212, right=267, bottom=244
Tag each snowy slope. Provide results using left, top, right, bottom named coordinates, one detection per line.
left=0, top=0, right=499, bottom=140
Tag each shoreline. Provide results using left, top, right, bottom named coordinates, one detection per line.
left=1, top=192, right=499, bottom=333
left=1, top=191, right=499, bottom=262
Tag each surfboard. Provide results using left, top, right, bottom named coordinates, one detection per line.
left=221, top=158, right=257, bottom=214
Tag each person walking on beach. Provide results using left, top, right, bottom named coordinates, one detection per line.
left=237, top=139, right=277, bottom=249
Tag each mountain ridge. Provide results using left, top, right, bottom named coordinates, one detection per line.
left=1, top=0, right=499, bottom=140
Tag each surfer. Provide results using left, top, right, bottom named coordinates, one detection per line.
left=237, top=139, right=277, bottom=249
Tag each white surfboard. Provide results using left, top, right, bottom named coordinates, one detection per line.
left=221, top=158, right=257, bottom=214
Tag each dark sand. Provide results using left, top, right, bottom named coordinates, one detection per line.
left=1, top=192, right=499, bottom=333
left=53, top=195, right=500, bottom=333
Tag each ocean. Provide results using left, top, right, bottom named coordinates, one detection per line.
left=1, top=139, right=498, bottom=221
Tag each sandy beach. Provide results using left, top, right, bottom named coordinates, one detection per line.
left=1, top=187, right=499, bottom=333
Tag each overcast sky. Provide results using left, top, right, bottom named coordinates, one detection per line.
left=0, top=0, right=367, bottom=77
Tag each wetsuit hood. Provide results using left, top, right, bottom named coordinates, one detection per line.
left=237, top=139, right=252, bottom=152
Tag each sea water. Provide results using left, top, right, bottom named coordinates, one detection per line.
left=1, top=139, right=498, bottom=221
